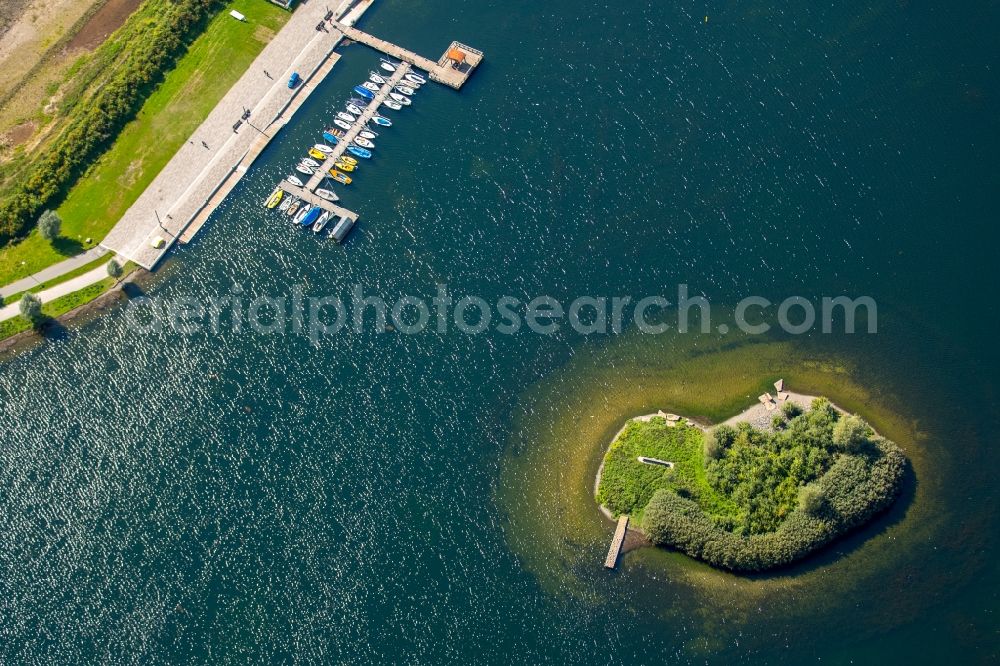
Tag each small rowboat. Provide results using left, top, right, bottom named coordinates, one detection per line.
left=316, top=188, right=337, bottom=202
left=264, top=187, right=283, bottom=209
left=309, top=147, right=327, bottom=160
left=333, top=118, right=352, bottom=130
left=347, top=146, right=372, bottom=159
left=339, top=155, right=358, bottom=166
left=312, top=211, right=331, bottom=234
left=372, top=115, right=392, bottom=127
left=354, top=136, right=374, bottom=149
left=346, top=103, right=363, bottom=115
left=353, top=85, right=375, bottom=99
left=300, top=206, right=321, bottom=227
left=328, top=169, right=352, bottom=184
left=313, top=143, right=334, bottom=154
left=287, top=175, right=304, bottom=187
left=369, top=72, right=386, bottom=84
left=395, top=85, right=415, bottom=96
left=358, top=130, right=377, bottom=140
left=301, top=158, right=320, bottom=168
left=286, top=200, right=301, bottom=217
left=361, top=81, right=380, bottom=92
left=389, top=92, right=411, bottom=106
left=405, top=72, right=427, bottom=85
left=337, top=111, right=356, bottom=123
left=382, top=99, right=402, bottom=111
left=295, top=164, right=314, bottom=175
left=380, top=61, right=397, bottom=73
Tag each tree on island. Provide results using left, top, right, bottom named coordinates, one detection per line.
left=833, top=414, right=871, bottom=453
left=107, top=259, right=123, bottom=279
left=19, top=293, right=44, bottom=327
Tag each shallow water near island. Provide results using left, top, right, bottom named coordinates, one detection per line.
left=1, top=0, right=998, bottom=662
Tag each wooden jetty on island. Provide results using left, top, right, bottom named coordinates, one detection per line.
left=604, top=515, right=630, bottom=569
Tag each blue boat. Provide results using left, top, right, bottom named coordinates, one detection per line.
left=322, top=131, right=340, bottom=143
left=353, top=85, right=375, bottom=100
left=288, top=72, right=301, bottom=89
left=300, top=206, right=321, bottom=227
left=372, top=115, right=392, bottom=127
left=347, top=146, right=372, bottom=159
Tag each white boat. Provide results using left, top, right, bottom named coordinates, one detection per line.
left=312, top=211, right=331, bottom=234
left=295, top=164, right=314, bottom=175
left=333, top=118, right=352, bottom=130
left=316, top=189, right=338, bottom=202
left=354, top=136, right=374, bottom=148
left=301, top=158, right=320, bottom=168
left=389, top=92, right=411, bottom=106
left=287, top=175, right=304, bottom=187
left=359, top=130, right=377, bottom=140
left=346, top=103, right=363, bottom=115
left=369, top=72, right=386, bottom=84
left=293, top=206, right=309, bottom=225
left=395, top=85, right=415, bottom=96
left=278, top=195, right=295, bottom=212
left=405, top=72, right=427, bottom=85
left=382, top=99, right=402, bottom=111
left=380, top=61, right=397, bottom=73
left=361, top=81, right=380, bottom=92
left=314, top=143, right=334, bottom=154
left=337, top=111, right=356, bottom=123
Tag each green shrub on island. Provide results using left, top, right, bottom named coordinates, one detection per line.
left=596, top=399, right=907, bottom=571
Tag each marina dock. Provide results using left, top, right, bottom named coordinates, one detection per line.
left=101, top=0, right=482, bottom=268
left=335, top=23, right=483, bottom=89
left=304, top=64, right=410, bottom=191
left=604, top=515, right=629, bottom=569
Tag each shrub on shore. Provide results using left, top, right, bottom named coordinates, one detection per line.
left=19, top=292, right=44, bottom=326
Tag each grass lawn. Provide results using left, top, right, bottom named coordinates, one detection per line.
left=0, top=0, right=289, bottom=285
left=595, top=418, right=737, bottom=523
left=0, top=261, right=139, bottom=340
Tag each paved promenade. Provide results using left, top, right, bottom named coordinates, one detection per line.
left=0, top=246, right=108, bottom=299
left=101, top=0, right=370, bottom=268
left=0, top=261, right=115, bottom=322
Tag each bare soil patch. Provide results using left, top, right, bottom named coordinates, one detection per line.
left=65, top=0, right=142, bottom=51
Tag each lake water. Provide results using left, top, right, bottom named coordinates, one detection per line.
left=1, top=0, right=997, bottom=662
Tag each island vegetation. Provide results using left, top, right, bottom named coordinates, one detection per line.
left=595, top=398, right=907, bottom=572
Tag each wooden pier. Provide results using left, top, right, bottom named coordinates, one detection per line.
left=604, top=515, right=629, bottom=569
left=305, top=63, right=411, bottom=192
left=277, top=180, right=359, bottom=228
left=334, top=23, right=482, bottom=89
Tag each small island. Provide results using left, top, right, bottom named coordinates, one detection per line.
left=595, top=385, right=907, bottom=572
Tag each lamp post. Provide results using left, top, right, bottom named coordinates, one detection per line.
left=241, top=108, right=268, bottom=138
left=20, top=261, right=41, bottom=287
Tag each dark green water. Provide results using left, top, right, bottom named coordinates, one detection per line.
left=1, top=0, right=998, bottom=662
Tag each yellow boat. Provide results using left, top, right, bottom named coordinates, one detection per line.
left=338, top=156, right=358, bottom=166
left=308, top=148, right=327, bottom=160
left=333, top=161, right=356, bottom=172
left=328, top=169, right=352, bottom=185
left=264, top=187, right=283, bottom=209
